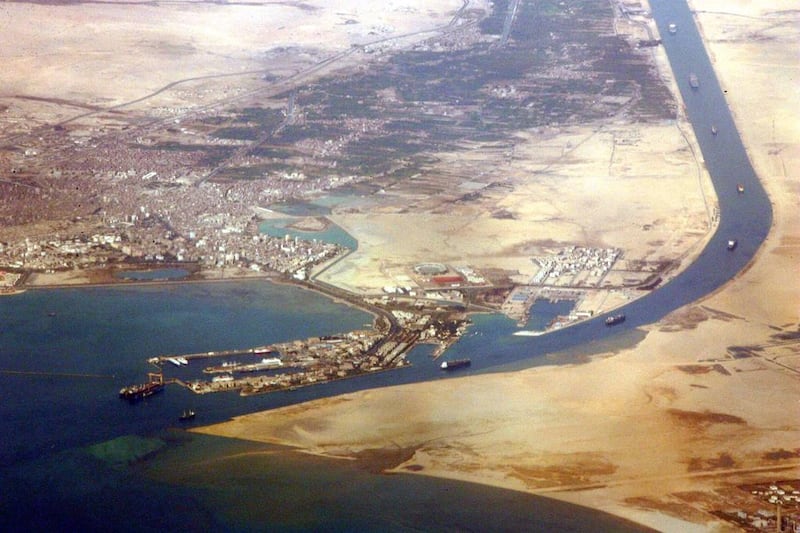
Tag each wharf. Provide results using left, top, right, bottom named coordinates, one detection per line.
left=148, top=345, right=273, bottom=366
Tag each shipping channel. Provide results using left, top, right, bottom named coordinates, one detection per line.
left=0, top=0, right=773, bottom=530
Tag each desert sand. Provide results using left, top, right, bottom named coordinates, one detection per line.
left=3, top=0, right=797, bottom=528
left=196, top=1, right=800, bottom=530
left=0, top=0, right=476, bottom=125
left=321, top=112, right=714, bottom=293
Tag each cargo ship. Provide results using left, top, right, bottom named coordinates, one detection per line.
left=179, top=409, right=196, bottom=422
left=119, top=381, right=164, bottom=401
left=440, top=359, right=471, bottom=371
left=689, top=73, right=699, bottom=89
left=605, top=314, right=626, bottom=326
left=727, top=239, right=737, bottom=250
left=239, top=357, right=283, bottom=373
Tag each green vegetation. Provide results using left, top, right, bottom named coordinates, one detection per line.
left=137, top=0, right=675, bottom=183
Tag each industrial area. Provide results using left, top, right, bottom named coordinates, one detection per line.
left=3, top=0, right=705, bottom=404
left=121, top=303, right=470, bottom=398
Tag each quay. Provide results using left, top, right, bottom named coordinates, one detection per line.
left=128, top=297, right=469, bottom=398
left=148, top=345, right=274, bottom=366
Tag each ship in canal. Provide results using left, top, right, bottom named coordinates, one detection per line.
left=440, top=359, right=471, bottom=371
left=689, top=73, right=699, bottom=89
left=711, top=125, right=718, bottom=135
left=605, top=314, right=626, bottom=326
left=727, top=239, right=737, bottom=250
left=737, top=184, right=745, bottom=193
left=668, top=23, right=677, bottom=34
left=179, top=409, right=196, bottom=422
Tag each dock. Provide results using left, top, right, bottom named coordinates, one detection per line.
left=148, top=345, right=274, bottom=366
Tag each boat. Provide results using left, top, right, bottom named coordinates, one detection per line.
left=46, top=311, right=57, bottom=317
left=727, top=239, right=737, bottom=250
left=711, top=125, right=718, bottom=135
left=176, top=357, right=189, bottom=365
left=119, top=381, right=164, bottom=401
left=668, top=23, right=677, bottom=34
left=689, top=73, right=699, bottom=89
left=212, top=374, right=234, bottom=383
left=605, top=314, right=626, bottom=326
left=167, top=358, right=182, bottom=367
left=179, top=410, right=196, bottom=422
left=737, top=183, right=745, bottom=193
left=440, top=359, right=471, bottom=371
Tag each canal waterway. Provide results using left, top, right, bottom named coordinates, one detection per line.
left=0, top=0, right=772, bottom=530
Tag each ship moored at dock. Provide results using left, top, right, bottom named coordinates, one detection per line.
left=119, top=373, right=165, bottom=402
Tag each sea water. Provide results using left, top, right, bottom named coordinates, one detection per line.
left=0, top=281, right=651, bottom=532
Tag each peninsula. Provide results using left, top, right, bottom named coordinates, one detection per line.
left=2, top=0, right=797, bottom=530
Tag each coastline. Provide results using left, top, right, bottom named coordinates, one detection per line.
left=1, top=0, right=795, bottom=529
left=193, top=1, right=800, bottom=531
left=21, top=266, right=278, bottom=291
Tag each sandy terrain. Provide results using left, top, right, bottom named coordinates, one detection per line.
left=196, top=1, right=800, bottom=530
left=3, top=0, right=797, bottom=528
left=323, top=119, right=714, bottom=293
left=0, top=0, right=474, bottom=124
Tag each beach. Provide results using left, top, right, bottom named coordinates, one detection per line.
left=195, top=1, right=800, bottom=530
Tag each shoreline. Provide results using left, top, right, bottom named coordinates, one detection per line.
left=191, top=1, right=800, bottom=531
left=21, top=268, right=279, bottom=291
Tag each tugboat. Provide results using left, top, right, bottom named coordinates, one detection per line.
left=179, top=410, right=196, bottom=422
left=727, top=239, right=737, bottom=250
left=440, top=359, right=471, bottom=371
left=605, top=314, right=626, bottom=326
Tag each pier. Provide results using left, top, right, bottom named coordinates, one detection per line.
left=148, top=345, right=274, bottom=366
left=128, top=300, right=469, bottom=398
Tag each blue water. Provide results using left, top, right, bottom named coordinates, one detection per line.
left=0, top=282, right=650, bottom=532
left=0, top=0, right=773, bottom=529
left=259, top=217, right=358, bottom=249
left=0, top=281, right=372, bottom=465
